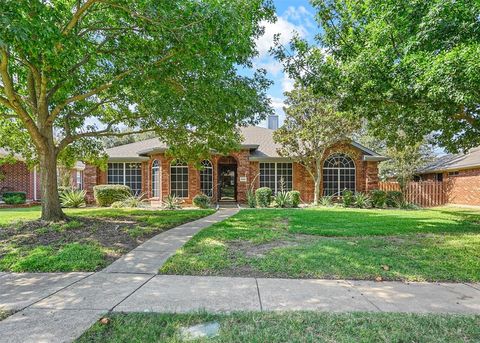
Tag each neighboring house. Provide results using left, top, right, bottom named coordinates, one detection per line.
left=0, top=148, right=84, bottom=202
left=83, top=122, right=387, bottom=204
left=417, top=146, right=480, bottom=206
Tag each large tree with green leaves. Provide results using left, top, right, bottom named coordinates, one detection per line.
left=273, top=86, right=358, bottom=205
left=0, top=0, right=274, bottom=221
left=275, top=0, right=480, bottom=153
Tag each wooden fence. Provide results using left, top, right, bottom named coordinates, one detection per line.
left=379, top=181, right=447, bottom=207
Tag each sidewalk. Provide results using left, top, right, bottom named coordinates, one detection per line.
left=1, top=208, right=479, bottom=343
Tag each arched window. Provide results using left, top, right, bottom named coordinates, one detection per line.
left=200, top=160, right=213, bottom=197
left=151, top=160, right=160, bottom=198
left=323, top=153, right=356, bottom=196
left=170, top=161, right=188, bottom=198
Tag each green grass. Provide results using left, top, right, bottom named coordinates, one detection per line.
left=160, top=207, right=480, bottom=281
left=0, top=310, right=13, bottom=322
left=76, top=311, right=480, bottom=343
left=0, top=207, right=214, bottom=272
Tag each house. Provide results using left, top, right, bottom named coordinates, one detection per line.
left=417, top=146, right=480, bottom=206
left=82, top=122, right=387, bottom=204
left=0, top=148, right=84, bottom=202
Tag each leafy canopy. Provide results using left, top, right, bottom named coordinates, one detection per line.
left=275, top=0, right=480, bottom=153
left=0, top=0, right=274, bottom=164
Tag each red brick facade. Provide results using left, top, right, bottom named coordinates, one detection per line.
left=0, top=161, right=38, bottom=200
left=84, top=143, right=381, bottom=205
left=420, top=168, right=480, bottom=206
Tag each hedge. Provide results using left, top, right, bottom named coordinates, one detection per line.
left=93, top=185, right=131, bottom=207
left=287, top=190, right=301, bottom=208
left=193, top=194, right=211, bottom=209
left=2, top=191, right=27, bottom=205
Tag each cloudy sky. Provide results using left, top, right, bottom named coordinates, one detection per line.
left=253, top=0, right=318, bottom=127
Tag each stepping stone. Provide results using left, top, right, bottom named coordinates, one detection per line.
left=180, top=322, right=220, bottom=340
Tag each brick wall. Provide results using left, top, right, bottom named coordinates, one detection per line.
left=88, top=143, right=380, bottom=205
left=444, top=168, right=480, bottom=206
left=0, top=161, right=36, bottom=200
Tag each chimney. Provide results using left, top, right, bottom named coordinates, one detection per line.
left=267, top=114, right=279, bottom=130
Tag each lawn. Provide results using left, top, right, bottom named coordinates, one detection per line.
left=160, top=207, right=480, bottom=282
left=76, top=311, right=480, bottom=343
left=0, top=207, right=214, bottom=272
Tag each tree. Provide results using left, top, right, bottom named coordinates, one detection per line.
left=275, top=0, right=480, bottom=153
left=0, top=0, right=274, bottom=221
left=380, top=139, right=436, bottom=198
left=273, top=86, right=358, bottom=205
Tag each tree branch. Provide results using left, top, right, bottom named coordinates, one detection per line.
left=63, top=0, right=99, bottom=36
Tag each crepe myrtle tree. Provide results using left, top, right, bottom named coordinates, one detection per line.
left=274, top=0, right=480, bottom=153
left=0, top=0, right=274, bottom=221
left=273, top=85, right=359, bottom=205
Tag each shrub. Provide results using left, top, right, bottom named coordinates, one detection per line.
left=273, top=191, right=291, bottom=208
left=371, top=190, right=387, bottom=208
left=60, top=189, right=86, bottom=208
left=400, top=202, right=420, bottom=210
left=58, top=186, right=72, bottom=197
left=193, top=194, right=211, bottom=209
left=246, top=189, right=256, bottom=208
left=320, top=195, right=333, bottom=207
left=342, top=189, right=354, bottom=207
left=354, top=192, right=371, bottom=208
left=255, top=187, right=272, bottom=207
left=110, top=193, right=146, bottom=208
left=386, top=191, right=403, bottom=208
left=288, top=190, right=301, bottom=208
left=93, top=185, right=131, bottom=207
left=2, top=191, right=26, bottom=205
left=162, top=194, right=182, bottom=210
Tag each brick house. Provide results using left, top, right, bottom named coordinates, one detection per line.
left=83, top=125, right=387, bottom=204
left=0, top=148, right=84, bottom=202
left=417, top=146, right=480, bottom=206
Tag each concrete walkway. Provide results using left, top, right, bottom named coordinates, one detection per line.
left=1, top=208, right=480, bottom=342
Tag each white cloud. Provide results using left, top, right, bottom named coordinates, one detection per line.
left=269, top=95, right=285, bottom=111
left=255, top=16, right=308, bottom=60
left=281, top=74, right=295, bottom=93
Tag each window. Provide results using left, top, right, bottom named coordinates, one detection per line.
left=259, top=162, right=293, bottom=193
left=448, top=171, right=459, bottom=176
left=107, top=162, right=142, bottom=194
left=170, top=161, right=188, bottom=198
left=200, top=160, right=213, bottom=197
left=76, top=170, right=83, bottom=190
left=435, top=173, right=443, bottom=182
left=151, top=160, right=160, bottom=198
left=322, top=153, right=356, bottom=196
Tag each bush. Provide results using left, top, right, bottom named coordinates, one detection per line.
left=58, top=186, right=72, bottom=197
left=93, top=185, right=131, bottom=207
left=288, top=190, right=301, bottom=208
left=246, top=189, right=256, bottom=208
left=342, top=189, right=355, bottom=207
left=162, top=194, right=182, bottom=210
left=354, top=192, right=371, bottom=208
left=273, top=191, right=291, bottom=208
left=320, top=195, right=333, bottom=207
left=386, top=191, right=403, bottom=208
left=110, top=193, right=146, bottom=208
left=2, top=191, right=26, bottom=205
left=193, top=194, right=211, bottom=209
left=255, top=187, right=272, bottom=207
left=371, top=190, right=387, bottom=208
left=60, top=189, right=86, bottom=208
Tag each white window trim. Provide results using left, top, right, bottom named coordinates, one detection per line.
left=107, top=162, right=142, bottom=194
left=259, top=162, right=293, bottom=193
left=170, top=162, right=189, bottom=199
left=200, top=160, right=214, bottom=197
left=323, top=154, right=356, bottom=195
left=151, top=160, right=161, bottom=198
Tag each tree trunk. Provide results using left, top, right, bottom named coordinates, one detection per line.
left=39, top=148, right=66, bottom=221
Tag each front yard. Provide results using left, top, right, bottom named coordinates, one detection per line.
left=160, top=207, right=480, bottom=282
left=0, top=207, right=214, bottom=272
left=77, top=311, right=480, bottom=342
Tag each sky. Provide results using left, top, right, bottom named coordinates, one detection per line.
left=253, top=0, right=318, bottom=128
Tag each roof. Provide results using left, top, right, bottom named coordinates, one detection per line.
left=106, top=126, right=386, bottom=161
left=418, top=146, right=480, bottom=174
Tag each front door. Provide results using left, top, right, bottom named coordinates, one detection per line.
left=219, top=164, right=237, bottom=201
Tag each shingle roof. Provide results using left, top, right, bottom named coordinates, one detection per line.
left=105, top=125, right=385, bottom=160
left=418, top=146, right=480, bottom=174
